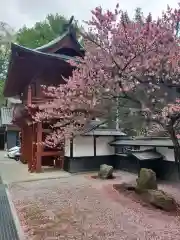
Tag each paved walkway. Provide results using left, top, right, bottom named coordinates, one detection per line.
left=0, top=151, right=71, bottom=240
left=0, top=151, right=71, bottom=184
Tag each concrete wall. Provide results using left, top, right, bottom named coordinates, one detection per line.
left=65, top=136, right=114, bottom=157
left=156, top=147, right=174, bottom=162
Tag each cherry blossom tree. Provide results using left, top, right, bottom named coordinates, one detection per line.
left=28, top=4, right=180, bottom=166
left=83, top=4, right=180, bottom=167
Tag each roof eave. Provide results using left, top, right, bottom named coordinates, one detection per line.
left=4, top=43, right=76, bottom=97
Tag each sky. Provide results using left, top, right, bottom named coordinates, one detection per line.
left=0, top=0, right=179, bottom=30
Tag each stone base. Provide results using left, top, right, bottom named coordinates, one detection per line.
left=115, top=155, right=180, bottom=182
left=63, top=156, right=116, bottom=173
left=63, top=155, right=180, bottom=181
left=159, top=160, right=180, bottom=182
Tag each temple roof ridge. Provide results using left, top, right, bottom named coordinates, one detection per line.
left=35, top=29, right=70, bottom=52
left=10, top=42, right=79, bottom=61
left=35, top=16, right=84, bottom=54
left=4, top=16, right=84, bottom=97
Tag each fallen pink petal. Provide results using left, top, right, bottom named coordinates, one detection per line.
left=9, top=173, right=180, bottom=240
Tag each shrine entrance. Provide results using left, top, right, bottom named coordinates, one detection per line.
left=3, top=17, right=84, bottom=173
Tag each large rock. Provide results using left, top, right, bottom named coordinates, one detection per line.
left=143, top=189, right=176, bottom=211
left=136, top=168, right=157, bottom=192
left=98, top=164, right=113, bottom=179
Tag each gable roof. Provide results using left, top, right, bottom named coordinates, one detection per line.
left=110, top=138, right=175, bottom=147
left=35, top=16, right=84, bottom=55
left=81, top=120, right=126, bottom=136
left=84, top=129, right=126, bottom=136
left=3, top=43, right=77, bottom=97
left=36, top=29, right=84, bottom=55
left=4, top=17, right=84, bottom=97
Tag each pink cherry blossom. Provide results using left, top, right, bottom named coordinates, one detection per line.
left=25, top=3, right=180, bottom=148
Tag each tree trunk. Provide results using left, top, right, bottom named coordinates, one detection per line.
left=168, top=125, right=180, bottom=179
left=115, top=97, right=120, bottom=130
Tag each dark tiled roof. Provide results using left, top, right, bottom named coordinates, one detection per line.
left=131, top=151, right=163, bottom=160
left=36, top=31, right=84, bottom=54
left=110, top=139, right=175, bottom=147
left=84, top=129, right=126, bottom=136
left=4, top=43, right=80, bottom=97
left=82, top=120, right=126, bottom=136
left=0, top=107, right=13, bottom=125
left=12, top=43, right=80, bottom=62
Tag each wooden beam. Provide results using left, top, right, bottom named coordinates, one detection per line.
left=36, top=122, right=42, bottom=172
left=40, top=151, right=62, bottom=157
left=27, top=85, right=32, bottom=105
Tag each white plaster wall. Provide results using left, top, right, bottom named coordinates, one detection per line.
left=73, top=136, right=94, bottom=157
left=64, top=136, right=114, bottom=157
left=96, top=136, right=114, bottom=156
left=156, top=147, right=175, bottom=162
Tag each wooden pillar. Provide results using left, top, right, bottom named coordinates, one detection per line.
left=32, top=124, right=36, bottom=169
left=36, top=122, right=42, bottom=172
left=27, top=85, right=32, bottom=105
left=21, top=128, right=26, bottom=164
left=29, top=125, right=34, bottom=170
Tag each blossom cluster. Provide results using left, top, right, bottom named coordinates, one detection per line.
left=28, top=3, right=180, bottom=146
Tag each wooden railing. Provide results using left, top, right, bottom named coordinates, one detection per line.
left=24, top=96, right=54, bottom=105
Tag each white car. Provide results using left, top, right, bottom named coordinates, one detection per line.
left=8, top=146, right=20, bottom=152
left=7, top=146, right=20, bottom=159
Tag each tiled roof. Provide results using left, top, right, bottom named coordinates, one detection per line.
left=82, top=120, right=126, bottom=136
left=110, top=139, right=175, bottom=147
left=0, top=107, right=13, bottom=125
left=131, top=151, right=163, bottom=160
left=84, top=129, right=126, bottom=136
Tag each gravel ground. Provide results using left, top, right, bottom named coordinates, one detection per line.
left=9, top=171, right=180, bottom=240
